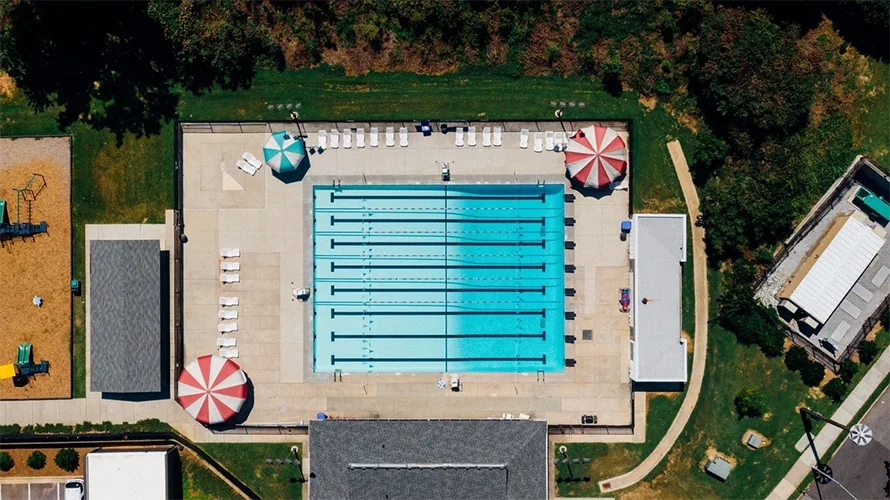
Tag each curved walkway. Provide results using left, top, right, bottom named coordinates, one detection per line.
left=598, top=141, right=710, bottom=493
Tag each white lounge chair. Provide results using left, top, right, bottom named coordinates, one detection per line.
left=235, top=159, right=257, bottom=176
left=555, top=131, right=566, bottom=149
left=243, top=152, right=263, bottom=170
left=370, top=127, right=379, bottom=147
left=468, top=126, right=477, bottom=146
left=493, top=127, right=502, bottom=147
left=217, top=337, right=237, bottom=348
left=545, top=131, right=554, bottom=151
left=356, top=128, right=365, bottom=148
left=219, top=297, right=239, bottom=307
left=219, top=348, right=239, bottom=359
left=482, top=127, right=491, bottom=147
left=534, top=132, right=543, bottom=153
left=519, top=129, right=529, bottom=149
left=343, top=129, right=352, bottom=149
left=399, top=127, right=408, bottom=147
left=219, top=310, right=238, bottom=320
left=220, top=273, right=240, bottom=284
left=455, top=128, right=464, bottom=146
left=220, top=262, right=240, bottom=271
left=386, top=127, right=395, bottom=147
left=317, top=130, right=328, bottom=149
left=330, top=129, right=340, bottom=149
left=220, top=248, right=240, bottom=258
left=218, top=323, right=238, bottom=333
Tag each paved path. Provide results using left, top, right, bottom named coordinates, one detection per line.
left=768, top=346, right=890, bottom=500
left=598, top=140, right=710, bottom=493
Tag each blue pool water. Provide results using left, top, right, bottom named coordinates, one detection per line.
left=312, top=184, right=565, bottom=373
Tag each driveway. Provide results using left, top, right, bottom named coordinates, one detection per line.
left=804, top=384, right=890, bottom=500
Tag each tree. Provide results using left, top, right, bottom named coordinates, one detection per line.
left=0, top=452, right=13, bottom=472
left=734, top=387, right=767, bottom=418
left=27, top=451, right=46, bottom=470
left=693, top=7, right=814, bottom=134
left=799, top=360, right=826, bottom=387
left=822, top=378, right=847, bottom=403
left=689, top=129, right=728, bottom=186
left=785, top=346, right=810, bottom=371
left=838, top=359, right=858, bottom=384
left=858, top=340, right=879, bottom=365
left=54, top=448, right=79, bottom=472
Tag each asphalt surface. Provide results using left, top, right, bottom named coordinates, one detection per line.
left=804, top=384, right=890, bottom=500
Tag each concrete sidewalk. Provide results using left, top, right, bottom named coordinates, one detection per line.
left=598, top=141, right=710, bottom=494
left=768, top=345, right=890, bottom=500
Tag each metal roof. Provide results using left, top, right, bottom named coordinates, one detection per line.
left=783, top=214, right=885, bottom=324
left=85, top=450, right=169, bottom=500
left=89, top=240, right=162, bottom=393
left=630, top=214, right=687, bottom=383
left=308, top=419, right=547, bottom=500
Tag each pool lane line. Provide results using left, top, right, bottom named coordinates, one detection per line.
left=330, top=262, right=546, bottom=271
left=331, top=354, right=547, bottom=365
left=331, top=332, right=546, bottom=340
left=330, top=285, right=546, bottom=294
left=330, top=192, right=546, bottom=202
left=330, top=308, right=546, bottom=317
left=331, top=240, right=546, bottom=248
left=330, top=216, right=546, bottom=225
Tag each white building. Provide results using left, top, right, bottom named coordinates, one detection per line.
left=85, top=448, right=173, bottom=500
left=629, top=214, right=688, bottom=385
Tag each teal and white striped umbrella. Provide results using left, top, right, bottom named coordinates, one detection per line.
left=263, top=131, right=306, bottom=173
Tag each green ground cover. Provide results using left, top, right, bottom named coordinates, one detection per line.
left=181, top=451, right=240, bottom=500
left=852, top=60, right=890, bottom=167
left=200, top=442, right=303, bottom=500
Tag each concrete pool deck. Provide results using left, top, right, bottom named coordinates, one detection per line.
left=179, top=121, right=633, bottom=426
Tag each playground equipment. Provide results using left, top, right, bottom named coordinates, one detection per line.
left=0, top=173, right=48, bottom=239
left=10, top=342, right=49, bottom=385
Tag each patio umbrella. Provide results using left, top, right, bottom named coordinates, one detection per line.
left=564, top=126, right=627, bottom=189
left=177, top=354, right=248, bottom=425
left=263, top=131, right=306, bottom=173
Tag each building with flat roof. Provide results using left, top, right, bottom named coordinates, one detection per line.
left=309, top=419, right=547, bottom=500
left=85, top=448, right=173, bottom=500
left=629, top=214, right=687, bottom=385
left=89, top=239, right=162, bottom=393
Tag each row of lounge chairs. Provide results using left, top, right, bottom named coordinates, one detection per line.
left=455, top=126, right=502, bottom=147
left=218, top=248, right=240, bottom=358
left=318, top=127, right=409, bottom=149
left=519, top=129, right=569, bottom=153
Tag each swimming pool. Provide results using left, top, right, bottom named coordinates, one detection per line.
left=312, top=184, right=566, bottom=373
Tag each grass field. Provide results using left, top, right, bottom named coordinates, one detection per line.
left=180, top=451, right=240, bottom=500
left=200, top=443, right=302, bottom=500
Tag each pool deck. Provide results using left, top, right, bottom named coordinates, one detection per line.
left=180, top=121, right=632, bottom=426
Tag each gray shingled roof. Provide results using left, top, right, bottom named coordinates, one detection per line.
left=89, top=240, right=161, bottom=393
left=309, top=420, right=547, bottom=500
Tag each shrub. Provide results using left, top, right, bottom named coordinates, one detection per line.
left=800, top=360, right=826, bottom=387
left=0, top=451, right=13, bottom=471
left=785, top=346, right=810, bottom=371
left=838, top=359, right=858, bottom=383
left=859, top=340, right=879, bottom=365
left=822, top=378, right=847, bottom=402
left=27, top=451, right=46, bottom=470
left=54, top=448, right=79, bottom=472
left=734, top=387, right=767, bottom=418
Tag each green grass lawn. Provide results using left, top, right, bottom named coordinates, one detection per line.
left=180, top=451, right=241, bottom=500
left=200, top=442, right=303, bottom=500
left=851, top=60, right=890, bottom=168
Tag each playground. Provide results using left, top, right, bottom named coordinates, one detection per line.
left=0, top=137, right=72, bottom=399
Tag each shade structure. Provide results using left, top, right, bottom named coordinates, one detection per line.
left=177, top=355, right=248, bottom=425
left=564, top=126, right=627, bottom=189
left=263, top=131, right=306, bottom=173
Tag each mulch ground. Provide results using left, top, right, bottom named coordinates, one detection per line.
left=0, top=137, right=72, bottom=399
left=0, top=447, right=94, bottom=478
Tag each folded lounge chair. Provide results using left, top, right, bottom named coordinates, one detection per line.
left=219, top=309, right=238, bottom=320
left=219, top=297, right=239, bottom=307
left=534, top=132, right=543, bottom=153
left=317, top=130, right=328, bottom=149
left=468, top=126, right=477, bottom=147
left=220, top=262, right=240, bottom=271
left=220, top=273, right=240, bottom=284
left=455, top=128, right=465, bottom=147
left=493, top=127, right=502, bottom=147
left=243, top=152, right=263, bottom=170
left=400, top=127, right=409, bottom=147
left=356, top=128, right=365, bottom=148
left=219, top=348, right=240, bottom=359
left=482, top=127, right=492, bottom=147
left=330, top=129, right=340, bottom=149
left=218, top=323, right=238, bottom=333
left=386, top=127, right=395, bottom=147
left=545, top=131, right=555, bottom=151
left=220, top=248, right=240, bottom=258
left=370, top=127, right=379, bottom=147
left=343, top=129, right=352, bottom=149
left=217, top=337, right=237, bottom=348
left=519, top=129, right=529, bottom=149
left=235, top=159, right=257, bottom=176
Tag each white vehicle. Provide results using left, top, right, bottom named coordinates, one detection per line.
left=64, top=479, right=85, bottom=500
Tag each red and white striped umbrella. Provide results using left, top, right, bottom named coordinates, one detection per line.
left=177, top=355, right=248, bottom=425
left=564, top=126, right=627, bottom=189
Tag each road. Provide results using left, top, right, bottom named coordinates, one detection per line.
left=804, top=384, right=890, bottom=500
